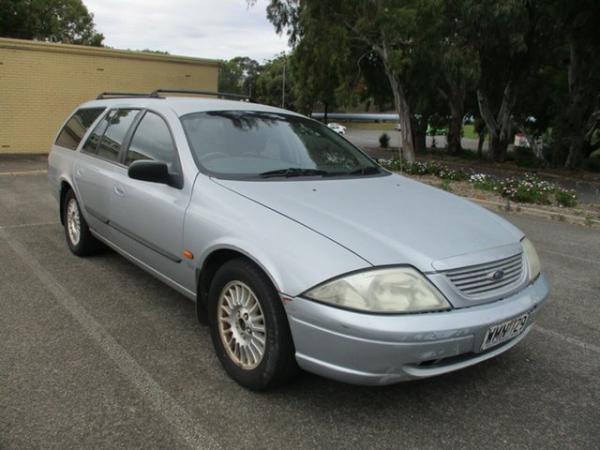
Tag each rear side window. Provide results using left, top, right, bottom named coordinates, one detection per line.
left=55, top=108, right=105, bottom=150
left=125, top=112, right=177, bottom=169
left=82, top=110, right=112, bottom=154
left=83, top=109, right=140, bottom=162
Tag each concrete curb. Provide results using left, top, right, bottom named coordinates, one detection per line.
left=469, top=197, right=600, bottom=229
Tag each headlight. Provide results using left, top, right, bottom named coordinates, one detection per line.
left=521, top=237, right=541, bottom=281
left=304, top=267, right=451, bottom=313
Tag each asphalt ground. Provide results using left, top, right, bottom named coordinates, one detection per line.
left=1, top=163, right=599, bottom=449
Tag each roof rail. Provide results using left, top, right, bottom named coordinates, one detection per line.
left=149, top=89, right=252, bottom=102
left=96, top=92, right=157, bottom=100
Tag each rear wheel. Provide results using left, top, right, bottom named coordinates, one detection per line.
left=208, top=258, right=298, bottom=390
left=62, top=189, right=100, bottom=256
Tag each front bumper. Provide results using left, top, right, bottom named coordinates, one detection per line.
left=285, top=273, right=550, bottom=385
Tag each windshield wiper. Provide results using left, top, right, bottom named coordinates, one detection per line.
left=259, top=168, right=330, bottom=178
left=347, top=166, right=381, bottom=176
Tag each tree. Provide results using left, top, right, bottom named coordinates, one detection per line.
left=431, top=0, right=479, bottom=155
left=460, top=0, right=550, bottom=162
left=219, top=56, right=261, bottom=97
left=254, top=54, right=295, bottom=109
left=550, top=0, right=600, bottom=168
left=263, top=0, right=444, bottom=162
left=0, top=0, right=104, bottom=46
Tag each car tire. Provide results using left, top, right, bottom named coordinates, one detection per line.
left=208, top=258, right=299, bottom=390
left=62, top=189, right=100, bottom=256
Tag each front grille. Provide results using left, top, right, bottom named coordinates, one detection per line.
left=443, top=253, right=524, bottom=299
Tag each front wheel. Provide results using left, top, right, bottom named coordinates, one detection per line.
left=208, top=258, right=298, bottom=390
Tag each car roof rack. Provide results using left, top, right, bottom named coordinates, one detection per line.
left=149, top=89, right=252, bottom=102
left=96, top=92, right=158, bottom=100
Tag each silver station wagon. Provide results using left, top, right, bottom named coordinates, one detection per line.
left=48, top=90, right=549, bottom=390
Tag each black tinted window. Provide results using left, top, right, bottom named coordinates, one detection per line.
left=55, top=108, right=105, bottom=150
left=82, top=110, right=111, bottom=154
left=96, top=109, right=139, bottom=162
left=126, top=112, right=177, bottom=169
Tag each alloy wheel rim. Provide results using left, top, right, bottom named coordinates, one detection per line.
left=217, top=280, right=267, bottom=370
left=66, top=198, right=81, bottom=246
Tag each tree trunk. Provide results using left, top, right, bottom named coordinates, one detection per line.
left=397, top=87, right=415, bottom=162
left=412, top=114, right=428, bottom=153
left=477, top=84, right=516, bottom=162
left=477, top=132, right=485, bottom=158
left=563, top=39, right=588, bottom=169
left=380, top=52, right=415, bottom=161
left=323, top=101, right=329, bottom=124
left=447, top=111, right=463, bottom=155
left=440, top=80, right=465, bottom=155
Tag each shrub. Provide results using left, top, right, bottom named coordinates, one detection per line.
left=513, top=146, right=543, bottom=168
left=555, top=189, right=577, bottom=207
left=585, top=149, right=600, bottom=172
left=379, top=133, right=390, bottom=148
left=497, top=175, right=553, bottom=204
left=469, top=173, right=496, bottom=191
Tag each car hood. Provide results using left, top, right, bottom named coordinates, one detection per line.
left=213, top=173, right=524, bottom=272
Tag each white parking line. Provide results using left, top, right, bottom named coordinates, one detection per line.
left=0, top=227, right=222, bottom=450
left=534, top=325, right=600, bottom=354
left=0, top=221, right=60, bottom=229
left=0, top=169, right=48, bottom=176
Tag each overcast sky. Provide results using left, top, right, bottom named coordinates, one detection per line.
left=85, top=0, right=290, bottom=62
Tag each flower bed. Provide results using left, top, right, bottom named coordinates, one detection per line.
left=379, top=159, right=578, bottom=208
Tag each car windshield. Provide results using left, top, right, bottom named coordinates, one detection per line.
left=180, top=111, right=383, bottom=179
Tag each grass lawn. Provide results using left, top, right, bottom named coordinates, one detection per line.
left=340, top=121, right=397, bottom=130
left=343, top=121, right=480, bottom=139
left=463, top=124, right=478, bottom=139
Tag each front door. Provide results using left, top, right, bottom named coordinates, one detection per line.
left=108, top=110, right=193, bottom=290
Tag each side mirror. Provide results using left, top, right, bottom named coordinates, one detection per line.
left=128, top=160, right=170, bottom=185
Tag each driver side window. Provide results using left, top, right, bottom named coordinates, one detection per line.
left=125, top=112, right=177, bottom=170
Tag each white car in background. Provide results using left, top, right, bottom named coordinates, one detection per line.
left=327, top=122, right=347, bottom=135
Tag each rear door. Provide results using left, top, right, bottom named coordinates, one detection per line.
left=74, top=108, right=141, bottom=238
left=109, top=109, right=194, bottom=290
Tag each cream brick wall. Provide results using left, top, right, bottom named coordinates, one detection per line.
left=0, top=38, right=220, bottom=154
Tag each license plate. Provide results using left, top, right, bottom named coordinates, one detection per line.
left=481, top=313, right=529, bottom=351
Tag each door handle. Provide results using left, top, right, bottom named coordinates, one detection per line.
left=75, top=168, right=84, bottom=178
left=113, top=185, right=125, bottom=197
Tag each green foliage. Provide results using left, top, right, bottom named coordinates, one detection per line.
left=219, top=57, right=261, bottom=97
left=253, top=54, right=295, bottom=109
left=554, top=190, right=578, bottom=208
left=379, top=133, right=390, bottom=148
left=513, top=146, right=543, bottom=168
left=440, top=179, right=453, bottom=191
left=379, top=160, right=469, bottom=181
left=0, top=0, right=104, bottom=46
left=379, top=160, right=578, bottom=206
left=585, top=149, right=600, bottom=172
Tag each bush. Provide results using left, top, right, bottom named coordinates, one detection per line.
left=380, top=160, right=579, bottom=207
left=513, top=146, right=543, bottom=168
left=585, top=149, right=600, bottom=172
left=469, top=173, right=496, bottom=191
left=379, top=133, right=390, bottom=148
left=497, top=175, right=553, bottom=204
left=555, top=190, right=577, bottom=207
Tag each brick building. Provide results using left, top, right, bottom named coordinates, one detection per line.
left=0, top=38, right=220, bottom=154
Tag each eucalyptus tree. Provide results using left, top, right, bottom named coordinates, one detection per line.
left=262, top=0, right=446, bottom=162
left=550, top=0, right=600, bottom=168
left=219, top=56, right=261, bottom=97
left=461, top=0, right=551, bottom=161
